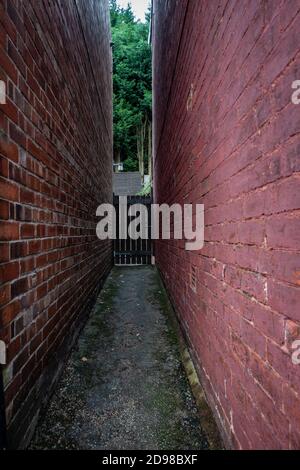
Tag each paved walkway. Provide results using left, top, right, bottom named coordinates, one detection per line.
left=31, top=267, right=215, bottom=450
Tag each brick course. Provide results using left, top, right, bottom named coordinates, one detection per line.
left=0, top=0, right=112, bottom=448
left=153, top=0, right=300, bottom=449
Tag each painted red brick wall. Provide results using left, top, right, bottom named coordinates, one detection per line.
left=0, top=0, right=112, bottom=447
left=153, top=0, right=300, bottom=449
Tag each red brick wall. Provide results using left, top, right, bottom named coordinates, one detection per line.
left=0, top=0, right=112, bottom=447
left=153, top=0, right=300, bottom=449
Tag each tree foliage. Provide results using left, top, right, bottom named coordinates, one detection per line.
left=110, top=1, right=152, bottom=172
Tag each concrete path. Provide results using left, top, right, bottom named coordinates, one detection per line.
left=30, top=267, right=212, bottom=450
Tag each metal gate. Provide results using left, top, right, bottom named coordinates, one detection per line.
left=113, top=195, right=153, bottom=266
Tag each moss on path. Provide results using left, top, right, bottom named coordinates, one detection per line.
left=30, top=267, right=213, bottom=450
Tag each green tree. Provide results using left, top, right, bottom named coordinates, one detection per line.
left=110, top=1, right=152, bottom=174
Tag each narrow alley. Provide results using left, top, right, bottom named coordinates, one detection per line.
left=1, top=0, right=300, bottom=453
left=30, top=267, right=220, bottom=450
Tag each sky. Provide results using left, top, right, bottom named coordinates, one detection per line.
left=117, top=0, right=150, bottom=22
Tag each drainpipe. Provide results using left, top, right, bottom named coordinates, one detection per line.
left=0, top=341, right=7, bottom=449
